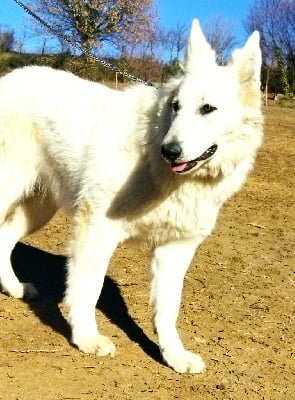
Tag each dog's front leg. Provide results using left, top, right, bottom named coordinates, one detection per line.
left=150, top=239, right=205, bottom=373
left=65, top=213, right=121, bottom=357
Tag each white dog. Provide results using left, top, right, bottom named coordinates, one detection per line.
left=0, top=20, right=263, bottom=373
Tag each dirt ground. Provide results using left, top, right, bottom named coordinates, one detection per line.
left=0, top=105, right=294, bottom=400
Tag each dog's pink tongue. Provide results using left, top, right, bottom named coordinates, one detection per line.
left=171, top=163, right=188, bottom=172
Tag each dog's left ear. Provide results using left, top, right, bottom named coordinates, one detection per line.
left=230, top=31, right=262, bottom=87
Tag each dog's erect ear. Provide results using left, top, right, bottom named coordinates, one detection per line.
left=184, top=19, right=216, bottom=71
left=230, top=31, right=262, bottom=86
left=230, top=31, right=262, bottom=106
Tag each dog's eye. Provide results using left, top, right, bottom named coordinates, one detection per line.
left=200, top=104, right=217, bottom=115
left=171, top=100, right=180, bottom=113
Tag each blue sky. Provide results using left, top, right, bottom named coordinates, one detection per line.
left=158, top=0, right=252, bottom=42
left=0, top=0, right=253, bottom=52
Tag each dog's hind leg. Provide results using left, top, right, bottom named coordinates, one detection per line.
left=0, top=159, right=36, bottom=297
left=65, top=205, right=122, bottom=357
left=150, top=239, right=206, bottom=373
left=0, top=192, right=57, bottom=299
left=0, top=114, right=56, bottom=298
left=0, top=203, right=39, bottom=299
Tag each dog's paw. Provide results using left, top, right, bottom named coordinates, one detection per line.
left=4, top=282, right=39, bottom=299
left=163, top=349, right=205, bottom=373
left=74, top=333, right=116, bottom=357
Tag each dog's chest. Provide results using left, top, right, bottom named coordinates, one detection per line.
left=123, top=182, right=220, bottom=245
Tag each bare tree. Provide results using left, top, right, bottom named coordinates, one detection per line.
left=0, top=27, right=15, bottom=52
left=245, top=0, right=280, bottom=63
left=160, top=17, right=236, bottom=66
left=111, top=15, right=160, bottom=59
left=244, top=0, right=295, bottom=94
left=14, top=27, right=29, bottom=53
left=27, top=0, right=158, bottom=54
left=160, top=22, right=188, bottom=62
left=203, top=16, right=236, bottom=65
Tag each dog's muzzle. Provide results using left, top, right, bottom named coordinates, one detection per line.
left=161, top=142, right=218, bottom=173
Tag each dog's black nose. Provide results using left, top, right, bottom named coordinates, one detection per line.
left=161, top=142, right=182, bottom=161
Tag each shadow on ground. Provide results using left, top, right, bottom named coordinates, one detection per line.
left=11, top=242, right=161, bottom=362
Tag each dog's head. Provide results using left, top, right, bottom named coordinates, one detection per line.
left=160, top=20, right=263, bottom=179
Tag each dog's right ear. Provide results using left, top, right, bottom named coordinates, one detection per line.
left=230, top=31, right=262, bottom=106
left=230, top=31, right=262, bottom=87
left=184, top=19, right=216, bottom=72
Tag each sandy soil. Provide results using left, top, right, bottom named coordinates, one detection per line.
left=0, top=105, right=294, bottom=400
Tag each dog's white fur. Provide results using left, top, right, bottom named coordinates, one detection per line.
left=0, top=20, right=263, bottom=373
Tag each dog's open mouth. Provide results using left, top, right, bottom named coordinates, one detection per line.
left=171, top=144, right=218, bottom=173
